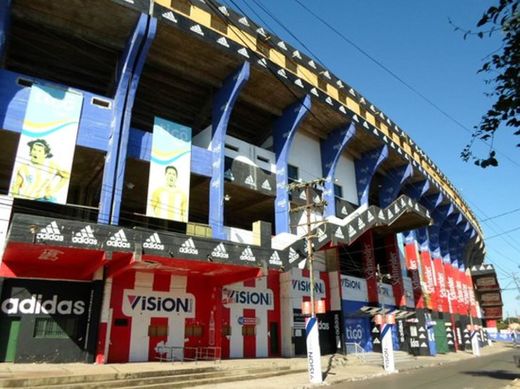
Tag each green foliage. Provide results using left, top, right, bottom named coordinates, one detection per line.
left=457, top=0, right=520, bottom=168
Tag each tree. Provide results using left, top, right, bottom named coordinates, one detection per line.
left=457, top=0, right=519, bottom=168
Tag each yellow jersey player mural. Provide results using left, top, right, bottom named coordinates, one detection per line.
left=9, top=85, right=83, bottom=204
left=150, top=165, right=188, bottom=221
left=10, top=139, right=70, bottom=202
left=146, top=118, right=191, bottom=223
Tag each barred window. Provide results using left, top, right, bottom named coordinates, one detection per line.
left=34, top=317, right=77, bottom=339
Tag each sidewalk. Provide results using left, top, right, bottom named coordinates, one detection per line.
left=0, top=342, right=512, bottom=388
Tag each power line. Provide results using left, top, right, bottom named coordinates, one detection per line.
left=487, top=225, right=520, bottom=240
left=291, top=0, right=520, bottom=169
left=481, top=207, right=520, bottom=222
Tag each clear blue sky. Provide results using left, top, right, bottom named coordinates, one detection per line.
left=221, top=0, right=520, bottom=318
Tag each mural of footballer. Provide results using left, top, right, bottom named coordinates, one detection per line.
left=10, top=138, right=70, bottom=202
left=149, top=165, right=188, bottom=222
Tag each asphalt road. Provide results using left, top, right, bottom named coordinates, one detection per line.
left=331, top=349, right=520, bottom=389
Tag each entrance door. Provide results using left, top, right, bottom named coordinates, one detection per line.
left=269, top=322, right=279, bottom=355
left=434, top=319, right=448, bottom=354
left=0, top=317, right=21, bottom=362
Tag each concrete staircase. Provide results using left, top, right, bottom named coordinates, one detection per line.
left=0, top=365, right=308, bottom=389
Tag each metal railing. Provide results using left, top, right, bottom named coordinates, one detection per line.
left=345, top=342, right=366, bottom=362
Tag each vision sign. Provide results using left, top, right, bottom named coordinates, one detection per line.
left=340, top=275, right=368, bottom=303
left=122, top=289, right=195, bottom=319
left=222, top=286, right=274, bottom=309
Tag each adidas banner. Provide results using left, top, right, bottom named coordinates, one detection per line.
left=7, top=214, right=288, bottom=270
left=9, top=85, right=83, bottom=204
left=146, top=117, right=191, bottom=223
left=223, top=157, right=275, bottom=195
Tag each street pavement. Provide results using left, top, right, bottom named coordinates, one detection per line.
left=0, top=342, right=516, bottom=388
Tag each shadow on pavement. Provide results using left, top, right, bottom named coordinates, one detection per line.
left=462, top=370, right=520, bottom=381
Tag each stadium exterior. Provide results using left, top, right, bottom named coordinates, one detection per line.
left=0, top=0, right=495, bottom=363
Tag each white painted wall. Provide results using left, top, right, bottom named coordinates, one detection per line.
left=335, top=152, right=358, bottom=205
left=193, top=126, right=276, bottom=173
left=288, top=132, right=322, bottom=181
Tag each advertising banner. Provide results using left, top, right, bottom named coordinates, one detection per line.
left=433, top=258, right=448, bottom=313
left=402, top=276, right=415, bottom=309
left=381, top=323, right=396, bottom=372
left=404, top=240, right=423, bottom=309
left=386, top=235, right=405, bottom=307
left=377, top=282, right=396, bottom=308
left=9, top=85, right=83, bottom=204
left=419, top=250, right=435, bottom=310
left=360, top=232, right=378, bottom=303
left=305, top=317, right=323, bottom=384
left=344, top=317, right=372, bottom=351
left=340, top=275, right=368, bottom=303
left=146, top=117, right=191, bottom=222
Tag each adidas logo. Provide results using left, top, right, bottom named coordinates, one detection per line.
left=261, top=180, right=272, bottom=191
left=299, top=191, right=307, bottom=200
left=348, top=225, right=356, bottom=238
left=245, top=175, right=256, bottom=187
left=143, top=233, right=164, bottom=250
left=237, top=47, right=249, bottom=58
left=269, top=251, right=282, bottom=266
left=394, top=204, right=400, bottom=213
left=72, top=225, right=97, bottom=245
left=317, top=228, right=327, bottom=242
left=211, top=243, right=228, bottom=259
left=37, top=221, right=64, bottom=242
left=217, top=37, right=230, bottom=48
left=341, top=206, right=348, bottom=215
left=387, top=209, right=394, bottom=219
left=335, top=227, right=344, bottom=239
left=289, top=247, right=299, bottom=263
left=358, top=218, right=365, bottom=229
left=190, top=24, right=204, bottom=36
left=239, top=246, right=256, bottom=262
left=179, top=238, right=198, bottom=255
left=367, top=211, right=374, bottom=222
left=106, top=229, right=130, bottom=248
left=224, top=169, right=235, bottom=181
left=378, top=210, right=385, bottom=219
left=162, top=11, right=177, bottom=23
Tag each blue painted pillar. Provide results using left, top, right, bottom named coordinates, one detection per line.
left=320, top=123, right=356, bottom=217
left=402, top=180, right=430, bottom=243
left=0, top=0, right=11, bottom=64
left=273, top=95, right=311, bottom=235
left=98, top=14, right=149, bottom=224
left=415, top=193, right=442, bottom=246
left=428, top=204, right=454, bottom=259
left=439, top=213, right=462, bottom=264
left=354, top=145, right=389, bottom=206
left=379, top=163, right=413, bottom=208
left=209, top=62, right=250, bottom=239
left=110, top=17, right=157, bottom=225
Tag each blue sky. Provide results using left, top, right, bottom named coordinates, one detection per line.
left=221, top=0, right=520, bottom=318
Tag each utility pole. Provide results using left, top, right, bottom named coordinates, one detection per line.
left=289, top=178, right=326, bottom=384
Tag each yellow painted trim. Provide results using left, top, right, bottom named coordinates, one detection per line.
left=346, top=98, right=360, bottom=115
left=227, top=25, right=257, bottom=51
left=269, top=48, right=286, bottom=69
left=326, top=84, right=339, bottom=101
left=365, top=112, right=376, bottom=126
left=296, top=65, right=318, bottom=88
left=190, top=6, right=211, bottom=26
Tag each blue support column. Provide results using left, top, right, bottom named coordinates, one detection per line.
left=379, top=163, right=413, bottom=208
left=98, top=14, right=148, bottom=224
left=0, top=0, right=11, bottom=64
left=415, top=192, right=443, bottom=250
left=273, top=95, right=311, bottom=235
left=402, top=180, right=430, bottom=243
left=354, top=145, right=389, bottom=206
left=110, top=16, right=157, bottom=225
left=320, top=123, right=356, bottom=218
left=209, top=62, right=250, bottom=239
left=439, top=213, right=462, bottom=263
left=428, top=204, right=454, bottom=259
